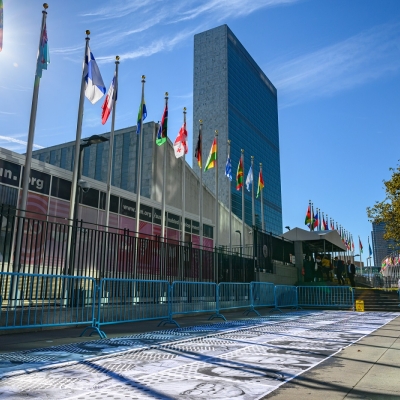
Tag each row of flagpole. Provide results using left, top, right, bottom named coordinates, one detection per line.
left=304, top=200, right=372, bottom=267
left=17, top=4, right=270, bottom=266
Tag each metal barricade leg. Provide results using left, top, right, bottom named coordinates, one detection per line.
left=208, top=285, right=226, bottom=321
left=157, top=284, right=179, bottom=327
left=79, top=284, right=107, bottom=338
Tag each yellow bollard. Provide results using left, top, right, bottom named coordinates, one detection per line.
left=355, top=300, right=364, bottom=312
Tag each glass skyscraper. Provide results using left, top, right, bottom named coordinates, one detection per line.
left=193, top=25, right=282, bottom=235
left=372, top=222, right=400, bottom=267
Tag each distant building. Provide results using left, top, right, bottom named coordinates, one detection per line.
left=29, top=122, right=252, bottom=248
left=372, top=222, right=399, bottom=267
left=193, top=24, right=283, bottom=235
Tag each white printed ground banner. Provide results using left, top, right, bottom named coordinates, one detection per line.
left=0, top=311, right=398, bottom=399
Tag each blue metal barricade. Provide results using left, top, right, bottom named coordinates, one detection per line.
left=218, top=282, right=252, bottom=314
left=0, top=272, right=99, bottom=335
left=159, top=281, right=224, bottom=327
left=95, top=278, right=170, bottom=337
left=250, top=282, right=275, bottom=315
left=297, top=286, right=355, bottom=310
left=273, top=285, right=299, bottom=312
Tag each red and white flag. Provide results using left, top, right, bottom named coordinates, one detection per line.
left=173, top=122, right=188, bottom=158
left=101, top=72, right=117, bottom=124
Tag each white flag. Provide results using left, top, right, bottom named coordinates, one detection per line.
left=84, top=45, right=106, bottom=104
left=245, top=166, right=253, bottom=192
left=173, top=122, right=188, bottom=158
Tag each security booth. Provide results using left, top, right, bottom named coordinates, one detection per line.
left=281, top=228, right=348, bottom=284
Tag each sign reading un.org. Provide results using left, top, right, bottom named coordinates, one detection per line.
left=0, top=159, right=21, bottom=187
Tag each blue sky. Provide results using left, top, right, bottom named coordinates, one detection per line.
left=0, top=0, right=399, bottom=264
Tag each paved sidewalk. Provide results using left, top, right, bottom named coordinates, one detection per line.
left=264, top=314, right=400, bottom=399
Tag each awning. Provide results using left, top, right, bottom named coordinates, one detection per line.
left=281, top=227, right=348, bottom=253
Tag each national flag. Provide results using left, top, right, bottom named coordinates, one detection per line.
left=225, top=157, right=232, bottom=181
left=101, top=73, right=117, bottom=125
left=156, top=104, right=168, bottom=145
left=236, top=158, right=243, bottom=190
left=0, top=0, right=3, bottom=52
left=84, top=46, right=105, bottom=104
left=136, top=101, right=147, bottom=134
left=368, top=237, right=373, bottom=257
left=325, top=217, right=329, bottom=231
left=173, top=122, right=188, bottom=158
left=305, top=205, right=311, bottom=225
left=194, top=132, right=202, bottom=168
left=359, top=237, right=363, bottom=253
left=36, top=22, right=50, bottom=78
left=313, top=209, right=319, bottom=230
left=256, top=170, right=264, bottom=198
left=321, top=215, right=326, bottom=231
left=204, top=138, right=217, bottom=171
left=245, top=166, right=253, bottom=192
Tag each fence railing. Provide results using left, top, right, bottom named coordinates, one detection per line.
left=0, top=272, right=358, bottom=337
left=274, top=285, right=299, bottom=312
left=0, top=272, right=99, bottom=334
left=0, top=205, right=296, bottom=284
left=297, top=286, right=354, bottom=310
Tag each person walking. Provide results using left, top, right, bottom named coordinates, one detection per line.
left=347, top=259, right=356, bottom=287
left=335, top=257, right=345, bottom=285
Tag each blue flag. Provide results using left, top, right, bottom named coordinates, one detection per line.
left=136, top=101, right=147, bottom=134
left=225, top=156, right=232, bottom=181
left=36, top=22, right=49, bottom=78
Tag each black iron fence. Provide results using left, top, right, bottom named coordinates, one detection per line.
left=0, top=205, right=294, bottom=290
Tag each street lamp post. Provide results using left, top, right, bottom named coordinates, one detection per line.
left=235, top=230, right=242, bottom=257
left=73, top=135, right=109, bottom=222
left=69, top=135, right=109, bottom=276
left=353, top=254, right=360, bottom=275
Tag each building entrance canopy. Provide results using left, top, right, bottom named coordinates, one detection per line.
left=281, top=227, right=348, bottom=253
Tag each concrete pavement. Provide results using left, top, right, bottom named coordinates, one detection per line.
left=264, top=314, right=400, bottom=399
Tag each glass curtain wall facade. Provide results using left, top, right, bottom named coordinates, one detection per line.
left=372, top=222, right=400, bottom=267
left=193, top=25, right=282, bottom=235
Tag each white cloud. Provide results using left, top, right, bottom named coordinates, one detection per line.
left=171, top=0, right=300, bottom=23
left=96, top=28, right=199, bottom=64
left=267, top=22, right=400, bottom=107
left=79, top=0, right=157, bottom=19
left=0, top=135, right=44, bottom=149
left=51, top=45, right=84, bottom=55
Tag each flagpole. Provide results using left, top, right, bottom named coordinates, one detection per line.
left=19, top=4, right=48, bottom=216
left=14, top=3, right=48, bottom=276
left=68, top=30, right=90, bottom=224
left=199, top=121, right=203, bottom=248
left=160, top=93, right=169, bottom=241
left=199, top=120, right=203, bottom=281
left=260, top=163, right=265, bottom=231
left=228, top=140, right=232, bottom=250
left=214, top=130, right=219, bottom=249
left=228, top=140, right=232, bottom=281
left=241, top=149, right=245, bottom=256
left=311, top=203, right=314, bottom=232
left=251, top=156, right=255, bottom=228
left=135, top=76, right=146, bottom=239
left=105, top=56, right=119, bottom=229
left=181, top=108, right=187, bottom=244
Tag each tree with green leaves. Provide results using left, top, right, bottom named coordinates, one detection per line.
left=367, top=163, right=400, bottom=245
